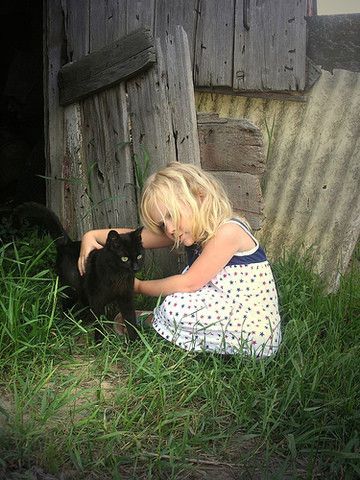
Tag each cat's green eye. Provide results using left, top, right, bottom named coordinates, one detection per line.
left=121, top=256, right=129, bottom=262
left=137, top=254, right=143, bottom=260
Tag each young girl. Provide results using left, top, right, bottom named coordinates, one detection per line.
left=79, top=162, right=281, bottom=356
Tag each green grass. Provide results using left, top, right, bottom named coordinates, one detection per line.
left=0, top=236, right=359, bottom=479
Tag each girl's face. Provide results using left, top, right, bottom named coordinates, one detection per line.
left=154, top=202, right=195, bottom=246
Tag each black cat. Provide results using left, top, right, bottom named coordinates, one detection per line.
left=15, top=202, right=144, bottom=341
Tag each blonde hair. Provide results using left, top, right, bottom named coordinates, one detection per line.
left=140, top=162, right=234, bottom=247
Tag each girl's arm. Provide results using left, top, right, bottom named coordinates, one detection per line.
left=135, top=222, right=254, bottom=297
left=78, top=227, right=173, bottom=275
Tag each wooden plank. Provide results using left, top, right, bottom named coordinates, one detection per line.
left=127, top=37, right=176, bottom=175
left=194, top=0, right=234, bottom=86
left=44, top=0, right=65, bottom=215
left=155, top=0, right=199, bottom=63
left=61, top=0, right=91, bottom=236
left=198, top=116, right=265, bottom=175
left=164, top=26, right=201, bottom=165
left=62, top=0, right=90, bottom=62
left=80, top=85, right=138, bottom=229
left=89, top=0, right=126, bottom=51
left=195, top=86, right=308, bottom=102
left=233, top=0, right=307, bottom=91
left=83, top=1, right=137, bottom=230
left=127, top=26, right=201, bottom=275
left=59, top=28, right=156, bottom=105
left=212, top=171, right=264, bottom=230
left=127, top=26, right=201, bottom=175
left=126, top=0, right=155, bottom=34
left=88, top=0, right=107, bottom=51
left=63, top=103, right=93, bottom=237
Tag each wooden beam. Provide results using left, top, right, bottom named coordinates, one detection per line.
left=58, top=28, right=156, bottom=105
left=195, top=86, right=308, bottom=102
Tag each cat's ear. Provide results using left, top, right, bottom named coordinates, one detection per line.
left=133, top=227, right=144, bottom=243
left=106, top=230, right=121, bottom=247
left=108, top=230, right=120, bottom=240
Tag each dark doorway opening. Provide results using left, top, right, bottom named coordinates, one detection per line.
left=0, top=0, right=45, bottom=212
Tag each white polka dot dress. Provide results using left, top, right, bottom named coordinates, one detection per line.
left=152, top=219, right=282, bottom=356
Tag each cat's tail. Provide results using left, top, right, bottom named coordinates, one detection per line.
left=14, top=202, right=71, bottom=246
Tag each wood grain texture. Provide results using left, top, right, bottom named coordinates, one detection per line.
left=44, top=0, right=65, bottom=217
left=89, top=0, right=126, bottom=51
left=63, top=103, right=93, bottom=236
left=62, top=0, right=90, bottom=62
left=81, top=85, right=138, bottom=229
left=83, top=1, right=138, bottom=229
left=165, top=26, right=201, bottom=165
left=127, top=26, right=200, bottom=175
left=198, top=114, right=265, bottom=175
left=59, top=29, right=156, bottom=105
left=155, top=0, right=199, bottom=63
left=127, top=40, right=176, bottom=175
left=126, top=0, right=155, bottom=34
left=233, top=0, right=307, bottom=91
left=194, top=0, right=234, bottom=86
left=61, top=0, right=91, bottom=236
left=212, top=171, right=264, bottom=230
left=58, top=0, right=309, bottom=101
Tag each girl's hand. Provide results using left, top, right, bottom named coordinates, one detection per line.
left=78, top=231, right=103, bottom=275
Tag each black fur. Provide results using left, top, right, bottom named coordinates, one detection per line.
left=15, top=202, right=144, bottom=341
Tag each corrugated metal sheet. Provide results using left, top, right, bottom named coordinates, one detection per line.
left=196, top=68, right=360, bottom=290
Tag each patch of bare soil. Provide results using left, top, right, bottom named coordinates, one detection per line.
left=0, top=459, right=324, bottom=480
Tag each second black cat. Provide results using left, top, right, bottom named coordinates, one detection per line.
left=15, top=202, right=144, bottom=341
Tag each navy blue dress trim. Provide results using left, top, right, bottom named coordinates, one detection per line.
left=186, top=244, right=267, bottom=267
left=185, top=217, right=267, bottom=267
left=226, top=247, right=267, bottom=265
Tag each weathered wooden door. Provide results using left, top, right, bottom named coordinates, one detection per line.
left=44, top=1, right=200, bottom=240
left=45, top=1, right=141, bottom=237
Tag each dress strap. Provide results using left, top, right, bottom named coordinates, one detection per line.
left=226, top=247, right=267, bottom=265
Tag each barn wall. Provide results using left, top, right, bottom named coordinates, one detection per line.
left=45, top=2, right=360, bottom=288
left=196, top=68, right=360, bottom=289
left=56, top=0, right=308, bottom=94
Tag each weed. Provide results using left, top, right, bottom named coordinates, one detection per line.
left=264, top=116, right=276, bottom=164
left=133, top=145, right=151, bottom=195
